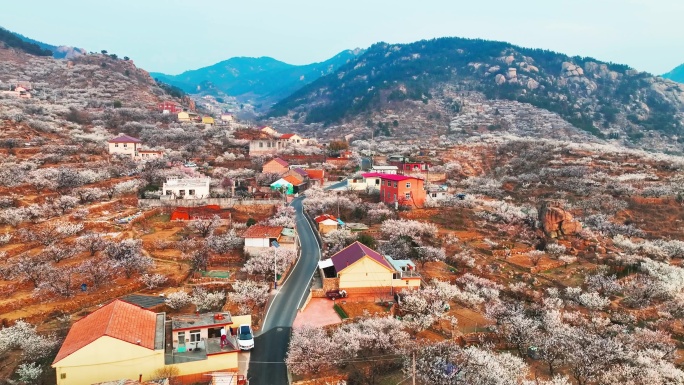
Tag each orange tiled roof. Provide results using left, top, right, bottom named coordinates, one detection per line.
left=53, top=300, right=157, bottom=364
left=280, top=133, right=296, bottom=139
left=283, top=175, right=304, bottom=186
left=305, top=169, right=324, bottom=180
left=242, top=225, right=283, bottom=239
left=314, top=214, right=338, bottom=223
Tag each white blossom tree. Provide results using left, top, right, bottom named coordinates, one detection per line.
left=228, top=280, right=270, bottom=314
left=165, top=290, right=191, bottom=310
left=190, top=287, right=225, bottom=312
left=242, top=248, right=297, bottom=282
left=139, top=273, right=168, bottom=290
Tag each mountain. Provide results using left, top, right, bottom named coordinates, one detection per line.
left=269, top=37, right=684, bottom=143
left=1, top=26, right=86, bottom=59
left=151, top=49, right=363, bottom=106
left=662, top=64, right=684, bottom=84
left=0, top=27, right=53, bottom=56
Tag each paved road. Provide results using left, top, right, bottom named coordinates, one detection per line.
left=247, top=197, right=321, bottom=385
left=327, top=179, right=347, bottom=190
left=361, top=157, right=371, bottom=171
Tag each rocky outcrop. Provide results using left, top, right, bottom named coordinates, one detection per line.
left=538, top=200, right=582, bottom=238
left=561, top=62, right=584, bottom=77
left=495, top=74, right=506, bottom=85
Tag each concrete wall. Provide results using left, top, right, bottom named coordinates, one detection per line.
left=339, top=257, right=393, bottom=290
left=139, top=198, right=280, bottom=209
left=392, top=278, right=421, bottom=290
left=54, top=336, right=164, bottom=385
left=174, top=352, right=238, bottom=376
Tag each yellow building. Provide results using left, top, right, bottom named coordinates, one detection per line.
left=202, top=116, right=215, bottom=125
left=319, top=242, right=420, bottom=296
left=314, top=214, right=339, bottom=235
left=53, top=300, right=247, bottom=385
left=52, top=300, right=165, bottom=385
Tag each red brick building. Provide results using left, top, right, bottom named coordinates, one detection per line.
left=379, top=175, right=426, bottom=208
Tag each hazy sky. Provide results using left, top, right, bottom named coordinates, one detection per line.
left=1, top=0, right=682, bottom=75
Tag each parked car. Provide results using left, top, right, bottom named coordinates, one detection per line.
left=238, top=324, right=254, bottom=350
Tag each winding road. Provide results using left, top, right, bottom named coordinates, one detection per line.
left=247, top=196, right=321, bottom=384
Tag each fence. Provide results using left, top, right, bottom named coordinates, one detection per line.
left=138, top=198, right=281, bottom=209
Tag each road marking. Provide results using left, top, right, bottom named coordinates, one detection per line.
left=261, top=197, right=314, bottom=333
left=295, top=206, right=321, bottom=309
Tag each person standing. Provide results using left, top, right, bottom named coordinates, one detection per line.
left=220, top=327, right=227, bottom=348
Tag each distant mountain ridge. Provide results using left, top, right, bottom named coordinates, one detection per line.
left=662, top=64, right=684, bottom=84
left=151, top=49, right=363, bottom=106
left=1, top=26, right=86, bottom=59
left=269, top=37, right=684, bottom=141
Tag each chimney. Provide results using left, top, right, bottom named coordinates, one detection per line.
left=138, top=374, right=142, bottom=383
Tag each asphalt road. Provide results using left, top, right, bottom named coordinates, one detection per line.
left=247, top=196, right=321, bottom=385
left=361, top=157, right=371, bottom=171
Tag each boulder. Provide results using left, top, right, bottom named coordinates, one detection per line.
left=561, top=62, right=576, bottom=72
left=488, top=65, right=501, bottom=73
left=538, top=201, right=582, bottom=239
left=527, top=79, right=539, bottom=90
left=495, top=74, right=506, bottom=85
left=505, top=55, right=515, bottom=65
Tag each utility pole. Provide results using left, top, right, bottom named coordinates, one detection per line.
left=412, top=350, right=416, bottom=385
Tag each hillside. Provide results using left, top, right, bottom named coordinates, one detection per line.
left=663, top=63, right=684, bottom=84
left=268, top=37, right=684, bottom=151
left=151, top=49, right=363, bottom=107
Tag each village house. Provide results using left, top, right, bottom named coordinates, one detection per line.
left=388, top=159, right=432, bottom=175
left=137, top=149, right=165, bottom=160
left=202, top=116, right=215, bottom=125
left=318, top=242, right=420, bottom=297
left=52, top=300, right=248, bottom=385
left=242, top=225, right=296, bottom=255
left=426, top=185, right=449, bottom=202
left=262, top=157, right=289, bottom=174
left=162, top=178, right=211, bottom=199
left=157, top=101, right=182, bottom=114
left=279, top=133, right=304, bottom=144
left=314, top=214, right=342, bottom=234
left=249, top=138, right=287, bottom=156
left=379, top=174, right=426, bottom=208
left=258, top=125, right=278, bottom=137
left=108, top=134, right=164, bottom=161
left=283, top=168, right=309, bottom=185
left=108, top=133, right=141, bottom=159
left=370, top=165, right=399, bottom=175
left=346, top=172, right=382, bottom=191
left=220, top=113, right=234, bottom=123
left=178, top=111, right=199, bottom=122
left=305, top=169, right=325, bottom=187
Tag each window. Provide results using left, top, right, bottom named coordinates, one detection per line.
left=431, top=193, right=437, bottom=197
left=375, top=179, right=380, bottom=185
left=165, top=190, right=172, bottom=195
left=190, top=330, right=201, bottom=342
left=189, top=189, right=195, bottom=195
left=114, top=143, right=119, bottom=147
left=61, top=373, right=66, bottom=379
left=259, top=142, right=263, bottom=148
left=406, top=182, right=411, bottom=188
left=179, top=190, right=186, bottom=196
left=123, top=144, right=127, bottom=148
left=393, top=182, right=398, bottom=188
left=405, top=193, right=411, bottom=199
left=267, top=142, right=272, bottom=148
